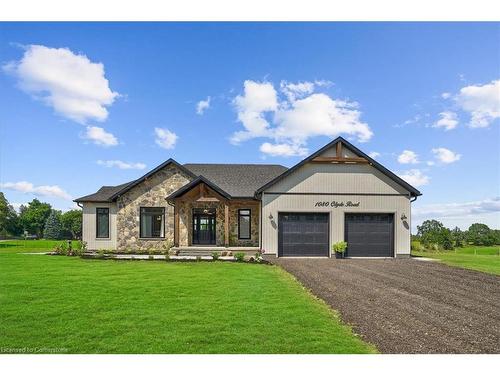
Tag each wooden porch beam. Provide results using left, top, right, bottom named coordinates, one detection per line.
left=311, top=156, right=369, bottom=164
left=336, top=141, right=343, bottom=158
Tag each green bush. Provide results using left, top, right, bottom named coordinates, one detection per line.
left=211, top=251, right=220, bottom=260
left=332, top=241, right=347, bottom=254
left=411, top=240, right=423, bottom=252
left=234, top=252, right=245, bottom=262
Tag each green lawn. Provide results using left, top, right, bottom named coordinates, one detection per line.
left=412, top=246, right=500, bottom=276
left=0, top=239, right=64, bottom=253
left=0, top=243, right=375, bottom=354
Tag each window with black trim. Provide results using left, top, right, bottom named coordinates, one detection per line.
left=238, top=209, right=251, bottom=240
left=140, top=207, right=165, bottom=238
left=96, top=208, right=110, bottom=238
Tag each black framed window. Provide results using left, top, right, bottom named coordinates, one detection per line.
left=96, top=208, right=110, bottom=238
left=238, top=209, right=251, bottom=240
left=140, top=207, right=165, bottom=238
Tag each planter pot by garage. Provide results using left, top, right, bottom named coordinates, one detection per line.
left=335, top=252, right=344, bottom=259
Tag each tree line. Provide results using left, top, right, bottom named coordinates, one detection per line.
left=0, top=192, right=82, bottom=240
left=413, top=219, right=500, bottom=251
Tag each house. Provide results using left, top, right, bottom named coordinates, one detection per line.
left=75, top=137, right=421, bottom=257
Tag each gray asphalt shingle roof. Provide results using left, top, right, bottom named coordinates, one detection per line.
left=183, top=164, right=288, bottom=198
left=74, top=163, right=288, bottom=202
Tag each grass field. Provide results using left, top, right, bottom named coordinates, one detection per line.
left=0, top=240, right=375, bottom=354
left=412, top=246, right=500, bottom=276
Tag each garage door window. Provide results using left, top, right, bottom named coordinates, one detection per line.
left=238, top=209, right=251, bottom=239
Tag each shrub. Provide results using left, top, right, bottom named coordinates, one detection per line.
left=165, top=253, right=170, bottom=261
left=212, top=251, right=220, bottom=260
left=332, top=241, right=347, bottom=254
left=234, top=252, right=245, bottom=262
left=97, top=249, right=106, bottom=258
left=196, top=256, right=202, bottom=262
left=53, top=242, right=68, bottom=255
left=442, top=237, right=454, bottom=250
left=148, top=255, right=154, bottom=260
left=163, top=239, right=174, bottom=253
left=411, top=240, right=423, bottom=252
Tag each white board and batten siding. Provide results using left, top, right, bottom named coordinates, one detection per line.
left=82, top=202, right=118, bottom=250
left=260, top=162, right=412, bottom=257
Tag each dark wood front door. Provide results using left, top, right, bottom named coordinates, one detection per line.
left=192, top=213, right=216, bottom=245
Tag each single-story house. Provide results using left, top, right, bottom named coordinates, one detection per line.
left=75, top=137, right=421, bottom=257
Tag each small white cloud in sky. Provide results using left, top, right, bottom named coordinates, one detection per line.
left=0, top=181, right=72, bottom=200
left=397, top=169, right=429, bottom=187
left=432, top=147, right=461, bottom=164
left=3, top=44, right=119, bottom=124
left=97, top=160, right=146, bottom=170
left=83, top=126, right=118, bottom=147
left=154, top=127, right=178, bottom=149
left=412, top=197, right=500, bottom=230
left=196, top=96, right=211, bottom=115
left=368, top=151, right=380, bottom=159
left=397, top=150, right=419, bottom=164
left=441, top=92, right=452, bottom=99
left=259, top=142, right=308, bottom=157
left=455, top=79, right=500, bottom=128
left=433, top=111, right=458, bottom=131
left=413, top=197, right=500, bottom=219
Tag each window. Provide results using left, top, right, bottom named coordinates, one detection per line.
left=96, top=208, right=110, bottom=238
left=140, top=207, right=165, bottom=238
left=238, top=209, right=251, bottom=240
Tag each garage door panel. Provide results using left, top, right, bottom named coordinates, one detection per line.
left=278, top=213, right=329, bottom=257
left=345, top=213, right=393, bottom=257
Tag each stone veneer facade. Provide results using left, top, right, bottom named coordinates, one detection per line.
left=114, top=163, right=260, bottom=251
left=116, top=164, right=191, bottom=251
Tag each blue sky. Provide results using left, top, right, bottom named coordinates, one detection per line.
left=0, top=22, right=499, bottom=230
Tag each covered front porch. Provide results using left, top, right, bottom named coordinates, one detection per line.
left=167, top=176, right=260, bottom=249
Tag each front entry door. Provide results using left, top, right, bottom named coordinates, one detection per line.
left=192, top=212, right=216, bottom=245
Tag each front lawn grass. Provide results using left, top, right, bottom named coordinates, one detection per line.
left=0, top=250, right=376, bottom=354
left=0, top=239, right=65, bottom=253
left=412, top=246, right=500, bottom=276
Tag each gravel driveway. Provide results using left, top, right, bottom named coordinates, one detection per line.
left=267, top=257, right=500, bottom=354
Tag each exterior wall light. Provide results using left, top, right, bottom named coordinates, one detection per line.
left=269, top=213, right=273, bottom=220
left=401, top=213, right=407, bottom=221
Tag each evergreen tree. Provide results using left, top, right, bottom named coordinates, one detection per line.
left=43, top=210, right=63, bottom=239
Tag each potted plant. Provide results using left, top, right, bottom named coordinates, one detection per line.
left=332, top=241, right=347, bottom=259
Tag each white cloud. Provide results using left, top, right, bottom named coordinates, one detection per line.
left=230, top=80, right=278, bottom=144
left=3, top=44, right=118, bottom=124
left=433, top=111, right=458, bottom=131
left=231, top=80, right=372, bottom=155
left=397, top=169, right=429, bottom=187
left=441, top=92, right=452, bottom=99
left=368, top=151, right=380, bottom=159
left=154, top=127, right=178, bottom=149
left=280, top=80, right=315, bottom=102
left=82, top=126, right=118, bottom=147
left=432, top=147, right=461, bottom=164
left=455, top=79, right=500, bottom=128
left=0, top=181, right=72, bottom=200
left=260, top=142, right=308, bottom=157
left=97, top=160, right=146, bottom=170
left=196, top=96, right=211, bottom=115
left=397, top=150, right=419, bottom=164
left=413, top=197, right=500, bottom=220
